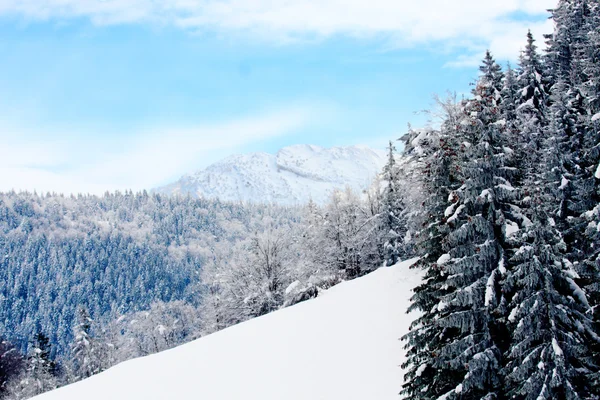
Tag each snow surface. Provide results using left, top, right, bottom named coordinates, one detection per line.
left=156, top=144, right=386, bottom=205
left=33, top=259, right=422, bottom=400
left=437, top=253, right=451, bottom=266
left=505, top=220, right=519, bottom=237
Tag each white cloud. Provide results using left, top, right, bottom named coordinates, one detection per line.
left=1, top=0, right=557, bottom=61
left=444, top=18, right=554, bottom=67
left=0, top=107, right=311, bottom=194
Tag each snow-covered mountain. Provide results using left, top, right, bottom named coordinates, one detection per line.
left=33, top=259, right=421, bottom=400
left=156, top=144, right=386, bottom=205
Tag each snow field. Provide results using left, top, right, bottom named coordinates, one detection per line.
left=33, top=259, right=422, bottom=400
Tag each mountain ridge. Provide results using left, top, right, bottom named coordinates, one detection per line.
left=156, top=144, right=386, bottom=205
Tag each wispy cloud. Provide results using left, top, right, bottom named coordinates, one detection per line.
left=444, top=18, right=554, bottom=67
left=0, top=106, right=311, bottom=194
left=1, top=0, right=557, bottom=62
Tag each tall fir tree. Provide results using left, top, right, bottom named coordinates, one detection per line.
left=516, top=31, right=550, bottom=174
left=402, top=4, right=600, bottom=399
left=544, top=0, right=592, bottom=86
left=69, top=306, right=102, bottom=381
left=546, top=2, right=600, bottom=388
left=501, top=120, right=599, bottom=398
left=430, top=54, right=516, bottom=398
left=381, top=140, right=407, bottom=265
left=403, top=52, right=530, bottom=399
left=401, top=121, right=465, bottom=399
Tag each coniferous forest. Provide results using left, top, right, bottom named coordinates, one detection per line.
left=400, top=0, right=600, bottom=398
left=0, top=187, right=391, bottom=399
left=0, top=0, right=599, bottom=399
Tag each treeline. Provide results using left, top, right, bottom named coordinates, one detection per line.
left=399, top=0, right=600, bottom=398
left=0, top=175, right=408, bottom=398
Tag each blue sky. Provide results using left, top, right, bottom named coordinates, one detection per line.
left=0, top=0, right=555, bottom=194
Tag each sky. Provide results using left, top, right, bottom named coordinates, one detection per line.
left=0, top=0, right=556, bottom=194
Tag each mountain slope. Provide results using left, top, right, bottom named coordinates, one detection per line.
left=34, top=259, right=422, bottom=400
left=156, top=144, right=386, bottom=205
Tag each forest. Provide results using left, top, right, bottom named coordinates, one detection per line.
left=400, top=0, right=600, bottom=397
left=1, top=0, right=599, bottom=398
left=0, top=184, right=398, bottom=398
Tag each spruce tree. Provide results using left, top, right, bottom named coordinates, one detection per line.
left=574, top=2, right=600, bottom=389
left=516, top=31, right=550, bottom=173
left=544, top=0, right=592, bottom=86
left=545, top=3, right=600, bottom=390
left=501, top=146, right=598, bottom=398
left=401, top=122, right=465, bottom=399
left=381, top=140, right=407, bottom=265
left=69, top=306, right=102, bottom=381
left=500, top=63, right=520, bottom=133
left=403, top=52, right=524, bottom=399
left=431, top=59, right=514, bottom=398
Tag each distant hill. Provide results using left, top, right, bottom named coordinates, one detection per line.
left=155, top=144, right=386, bottom=205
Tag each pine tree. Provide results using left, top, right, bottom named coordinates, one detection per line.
left=480, top=50, right=505, bottom=96
left=403, top=52, right=523, bottom=399
left=500, top=63, right=520, bottom=133
left=501, top=119, right=598, bottom=397
left=381, top=140, right=407, bottom=265
left=432, top=65, right=512, bottom=398
left=69, top=306, right=102, bottom=381
left=402, top=6, right=600, bottom=399
left=516, top=31, right=550, bottom=173
left=401, top=123, right=465, bottom=399
left=544, top=0, right=592, bottom=86
left=544, top=3, right=600, bottom=390
left=573, top=2, right=600, bottom=389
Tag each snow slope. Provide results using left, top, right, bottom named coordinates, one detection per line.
left=156, top=144, right=386, bottom=205
left=33, top=259, right=422, bottom=400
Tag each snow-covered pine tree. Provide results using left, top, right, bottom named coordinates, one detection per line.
left=381, top=140, right=407, bottom=265
left=571, top=2, right=600, bottom=387
left=501, top=166, right=599, bottom=399
left=498, top=13, right=600, bottom=397
left=500, top=64, right=520, bottom=136
left=401, top=99, right=468, bottom=399
left=543, top=2, right=600, bottom=388
left=404, top=52, right=530, bottom=399
left=69, top=306, right=102, bottom=381
left=544, top=0, right=592, bottom=87
left=480, top=50, right=505, bottom=98
left=501, top=77, right=600, bottom=394
left=543, top=0, right=590, bottom=241
left=426, top=52, right=520, bottom=399
left=516, top=31, right=550, bottom=175
left=403, top=8, right=600, bottom=400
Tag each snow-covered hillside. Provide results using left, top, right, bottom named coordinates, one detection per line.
left=156, top=144, right=386, bottom=205
left=33, top=259, right=421, bottom=400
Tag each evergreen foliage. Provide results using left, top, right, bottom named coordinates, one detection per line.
left=401, top=5, right=600, bottom=396
left=381, top=140, right=408, bottom=265
left=69, top=307, right=101, bottom=382
left=2, top=1, right=600, bottom=399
